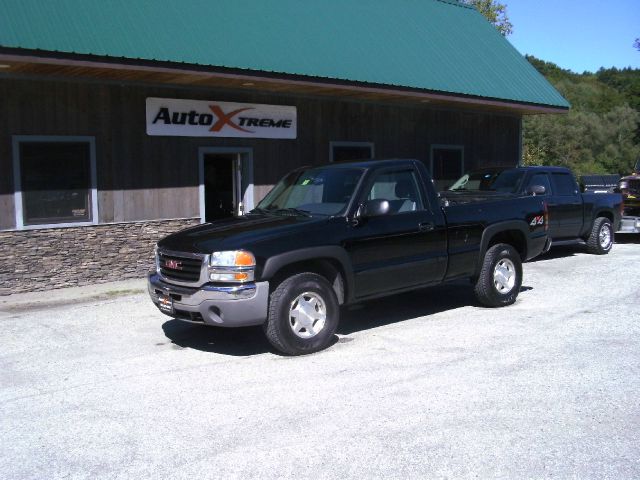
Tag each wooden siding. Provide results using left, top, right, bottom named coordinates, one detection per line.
left=0, top=77, right=520, bottom=230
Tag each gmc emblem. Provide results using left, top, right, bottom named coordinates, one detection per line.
left=165, top=259, right=182, bottom=270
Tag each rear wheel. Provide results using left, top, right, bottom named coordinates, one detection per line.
left=586, top=217, right=613, bottom=255
left=264, top=273, right=339, bottom=355
left=474, top=243, right=523, bottom=307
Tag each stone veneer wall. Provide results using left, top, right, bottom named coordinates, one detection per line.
left=0, top=218, right=201, bottom=295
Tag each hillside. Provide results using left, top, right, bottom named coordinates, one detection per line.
left=523, top=56, right=640, bottom=175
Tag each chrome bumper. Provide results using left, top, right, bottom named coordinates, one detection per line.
left=148, top=272, right=269, bottom=327
left=617, top=216, right=640, bottom=234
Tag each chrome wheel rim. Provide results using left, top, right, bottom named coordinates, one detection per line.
left=493, top=258, right=516, bottom=294
left=599, top=224, right=612, bottom=249
left=289, top=292, right=326, bottom=339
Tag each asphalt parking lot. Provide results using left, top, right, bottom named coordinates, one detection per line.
left=1, top=238, right=639, bottom=479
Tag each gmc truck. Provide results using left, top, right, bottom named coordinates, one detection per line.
left=448, top=166, right=623, bottom=254
left=149, top=159, right=550, bottom=355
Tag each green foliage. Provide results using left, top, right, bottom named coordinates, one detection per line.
left=461, top=0, right=513, bottom=36
left=596, top=66, right=640, bottom=111
left=523, top=56, right=640, bottom=176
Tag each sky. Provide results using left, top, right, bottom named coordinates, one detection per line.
left=506, top=0, right=639, bottom=73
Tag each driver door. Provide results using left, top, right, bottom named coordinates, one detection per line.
left=344, top=167, right=447, bottom=299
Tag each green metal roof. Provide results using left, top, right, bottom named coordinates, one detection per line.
left=0, top=0, right=569, bottom=109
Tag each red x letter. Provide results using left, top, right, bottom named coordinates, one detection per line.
left=209, top=105, right=254, bottom=133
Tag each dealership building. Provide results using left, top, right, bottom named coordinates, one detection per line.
left=0, top=0, right=568, bottom=294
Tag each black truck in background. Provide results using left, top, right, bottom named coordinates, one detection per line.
left=447, top=166, right=623, bottom=254
left=149, top=159, right=550, bottom=355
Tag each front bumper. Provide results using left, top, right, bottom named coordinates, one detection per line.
left=148, top=272, right=269, bottom=327
left=617, top=216, right=640, bottom=234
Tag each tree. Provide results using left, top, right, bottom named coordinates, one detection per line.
left=635, top=38, right=640, bottom=51
left=523, top=56, right=640, bottom=175
left=462, top=0, right=513, bottom=36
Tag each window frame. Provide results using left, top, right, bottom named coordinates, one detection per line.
left=329, top=141, right=374, bottom=163
left=12, top=135, right=98, bottom=230
left=358, top=167, right=427, bottom=215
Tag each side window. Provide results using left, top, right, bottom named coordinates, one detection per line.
left=551, top=173, right=578, bottom=196
left=365, top=170, right=424, bottom=213
left=527, top=173, right=552, bottom=195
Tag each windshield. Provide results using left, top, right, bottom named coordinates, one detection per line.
left=448, top=168, right=525, bottom=194
left=254, top=167, right=363, bottom=216
left=634, top=158, right=640, bottom=173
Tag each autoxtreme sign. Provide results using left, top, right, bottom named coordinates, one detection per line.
left=146, top=97, right=297, bottom=139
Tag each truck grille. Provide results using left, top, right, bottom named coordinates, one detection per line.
left=158, top=251, right=203, bottom=283
left=628, top=179, right=640, bottom=194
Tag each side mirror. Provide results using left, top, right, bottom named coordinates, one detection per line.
left=362, top=199, right=390, bottom=218
left=527, top=185, right=546, bottom=196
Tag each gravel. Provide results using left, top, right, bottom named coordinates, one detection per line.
left=1, top=240, right=639, bottom=479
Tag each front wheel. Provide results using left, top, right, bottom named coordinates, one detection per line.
left=474, top=243, right=523, bottom=307
left=586, top=217, right=613, bottom=255
left=264, top=273, right=340, bottom=355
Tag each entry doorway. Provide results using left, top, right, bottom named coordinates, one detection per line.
left=199, top=148, right=254, bottom=223
left=203, top=154, right=237, bottom=222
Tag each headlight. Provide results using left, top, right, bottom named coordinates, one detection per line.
left=619, top=181, right=628, bottom=190
left=209, top=250, right=256, bottom=283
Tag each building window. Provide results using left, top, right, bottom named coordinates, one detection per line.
left=330, top=141, right=374, bottom=162
left=13, top=136, right=98, bottom=229
left=430, top=145, right=464, bottom=191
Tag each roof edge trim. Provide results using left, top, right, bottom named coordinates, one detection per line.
left=0, top=48, right=569, bottom=114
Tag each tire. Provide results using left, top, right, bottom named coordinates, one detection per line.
left=586, top=217, right=613, bottom=255
left=474, top=243, right=523, bottom=308
left=264, top=273, right=340, bottom=355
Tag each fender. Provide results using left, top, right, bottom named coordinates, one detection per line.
left=476, top=220, right=530, bottom=277
left=261, top=246, right=355, bottom=302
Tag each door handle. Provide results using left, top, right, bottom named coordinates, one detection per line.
left=419, top=222, right=435, bottom=232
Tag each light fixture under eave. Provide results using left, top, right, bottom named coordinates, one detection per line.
left=420, top=99, right=431, bottom=103
left=0, top=64, right=11, bottom=69
left=241, top=82, right=255, bottom=87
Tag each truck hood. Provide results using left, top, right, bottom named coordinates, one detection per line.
left=157, top=213, right=330, bottom=254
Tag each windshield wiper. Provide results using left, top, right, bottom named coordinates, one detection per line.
left=273, top=208, right=312, bottom=217
left=249, top=207, right=270, bottom=215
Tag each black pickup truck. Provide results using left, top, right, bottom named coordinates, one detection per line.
left=149, top=159, right=549, bottom=355
left=448, top=166, right=623, bottom=254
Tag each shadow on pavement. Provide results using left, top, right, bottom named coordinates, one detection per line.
left=615, top=233, right=640, bottom=244
left=162, top=281, right=535, bottom=355
left=338, top=281, right=508, bottom=335
left=162, top=320, right=272, bottom=356
left=529, top=245, right=580, bottom=262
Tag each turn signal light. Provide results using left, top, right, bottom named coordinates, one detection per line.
left=235, top=251, right=255, bottom=266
